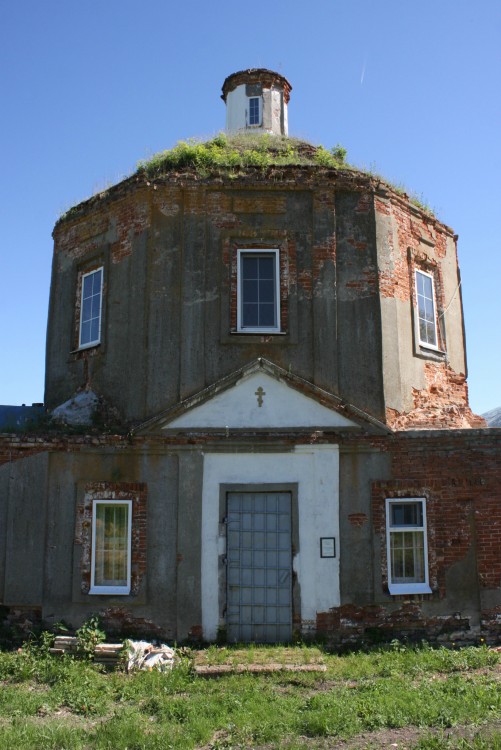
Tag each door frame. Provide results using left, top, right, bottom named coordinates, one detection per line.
left=218, top=483, right=300, bottom=640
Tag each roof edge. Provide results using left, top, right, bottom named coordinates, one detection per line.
left=221, top=69, right=292, bottom=103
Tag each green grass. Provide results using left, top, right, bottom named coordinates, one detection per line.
left=0, top=642, right=498, bottom=749
left=136, top=132, right=348, bottom=178
left=57, top=131, right=438, bottom=224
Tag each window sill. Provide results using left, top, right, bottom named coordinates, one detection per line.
left=89, top=587, right=130, bottom=596
left=70, top=342, right=101, bottom=354
left=414, top=344, right=446, bottom=362
left=388, top=584, right=432, bottom=596
left=234, top=330, right=286, bottom=336
left=418, top=341, right=443, bottom=354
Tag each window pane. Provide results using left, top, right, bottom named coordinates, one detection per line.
left=82, top=274, right=94, bottom=298
left=92, top=268, right=102, bottom=294
left=424, top=298, right=434, bottom=322
left=94, top=504, right=129, bottom=587
left=90, top=317, right=100, bottom=343
left=90, top=294, right=101, bottom=320
left=82, top=297, right=92, bottom=324
left=391, top=540, right=404, bottom=580
left=243, top=256, right=258, bottom=278
left=391, top=502, right=422, bottom=527
left=80, top=321, right=91, bottom=346
left=243, top=303, right=259, bottom=326
left=416, top=272, right=424, bottom=296
left=258, top=257, right=274, bottom=280
left=259, top=303, right=276, bottom=327
left=259, top=279, right=275, bottom=303
left=421, top=274, right=432, bottom=298
left=390, top=530, right=425, bottom=583
left=243, top=280, right=258, bottom=302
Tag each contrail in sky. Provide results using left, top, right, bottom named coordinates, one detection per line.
left=360, top=59, right=367, bottom=85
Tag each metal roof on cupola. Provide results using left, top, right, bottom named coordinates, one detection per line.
left=221, top=68, right=292, bottom=137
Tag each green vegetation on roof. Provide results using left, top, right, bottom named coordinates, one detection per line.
left=136, top=133, right=349, bottom=177
left=57, top=134, right=435, bottom=223
left=135, top=133, right=434, bottom=215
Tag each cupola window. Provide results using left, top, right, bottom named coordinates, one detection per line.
left=248, top=97, right=260, bottom=126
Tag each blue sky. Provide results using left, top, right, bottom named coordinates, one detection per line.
left=1, top=0, right=500, bottom=414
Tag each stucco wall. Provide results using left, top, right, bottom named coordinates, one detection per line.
left=1, top=429, right=500, bottom=643
left=46, top=177, right=386, bottom=423
left=0, top=452, right=49, bottom=606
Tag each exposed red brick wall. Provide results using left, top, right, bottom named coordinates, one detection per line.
left=371, top=480, right=474, bottom=598
left=375, top=194, right=484, bottom=431
left=74, top=482, right=147, bottom=596
left=474, top=498, right=501, bottom=589
left=316, top=603, right=470, bottom=645
left=348, top=512, right=368, bottom=527
left=363, top=432, right=501, bottom=643
left=206, top=191, right=239, bottom=229
left=98, top=606, right=167, bottom=639
left=386, top=363, right=486, bottom=430
left=481, top=605, right=501, bottom=638
left=0, top=434, right=130, bottom=468
left=54, top=191, right=151, bottom=265
left=314, top=429, right=501, bottom=646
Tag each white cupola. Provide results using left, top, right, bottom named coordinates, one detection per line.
left=221, top=69, right=292, bottom=136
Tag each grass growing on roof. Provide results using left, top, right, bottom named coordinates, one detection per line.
left=136, top=132, right=349, bottom=177
left=58, top=132, right=437, bottom=223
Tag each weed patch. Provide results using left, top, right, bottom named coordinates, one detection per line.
left=136, top=133, right=348, bottom=178
left=0, top=643, right=497, bottom=748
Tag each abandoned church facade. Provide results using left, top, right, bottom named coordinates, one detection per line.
left=1, top=69, right=500, bottom=645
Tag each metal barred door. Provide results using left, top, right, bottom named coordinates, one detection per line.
left=226, top=492, right=292, bottom=643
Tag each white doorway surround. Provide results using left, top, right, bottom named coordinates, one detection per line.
left=201, top=446, right=340, bottom=640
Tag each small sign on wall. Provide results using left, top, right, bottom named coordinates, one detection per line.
left=320, top=537, right=336, bottom=558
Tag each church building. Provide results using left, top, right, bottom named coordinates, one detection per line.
left=1, top=70, right=500, bottom=646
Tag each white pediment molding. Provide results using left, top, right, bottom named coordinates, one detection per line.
left=136, top=359, right=391, bottom=435
left=166, top=369, right=359, bottom=430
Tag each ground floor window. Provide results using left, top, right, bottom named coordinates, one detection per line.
left=385, top=498, right=431, bottom=595
left=90, top=500, right=132, bottom=595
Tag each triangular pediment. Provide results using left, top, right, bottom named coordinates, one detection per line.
left=137, top=359, right=390, bottom=435
left=168, top=370, right=356, bottom=430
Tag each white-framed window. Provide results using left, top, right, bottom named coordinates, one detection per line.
left=415, top=270, right=438, bottom=349
left=79, top=267, right=103, bottom=349
left=248, top=96, right=261, bottom=126
left=237, top=249, right=280, bottom=333
left=385, top=498, right=431, bottom=595
left=90, top=499, right=132, bottom=595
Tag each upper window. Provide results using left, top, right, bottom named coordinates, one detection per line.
left=237, top=249, right=280, bottom=333
left=90, top=499, right=132, bottom=595
left=79, top=267, right=103, bottom=349
left=415, top=270, right=438, bottom=349
left=248, top=97, right=260, bottom=126
left=386, top=498, right=431, bottom=595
